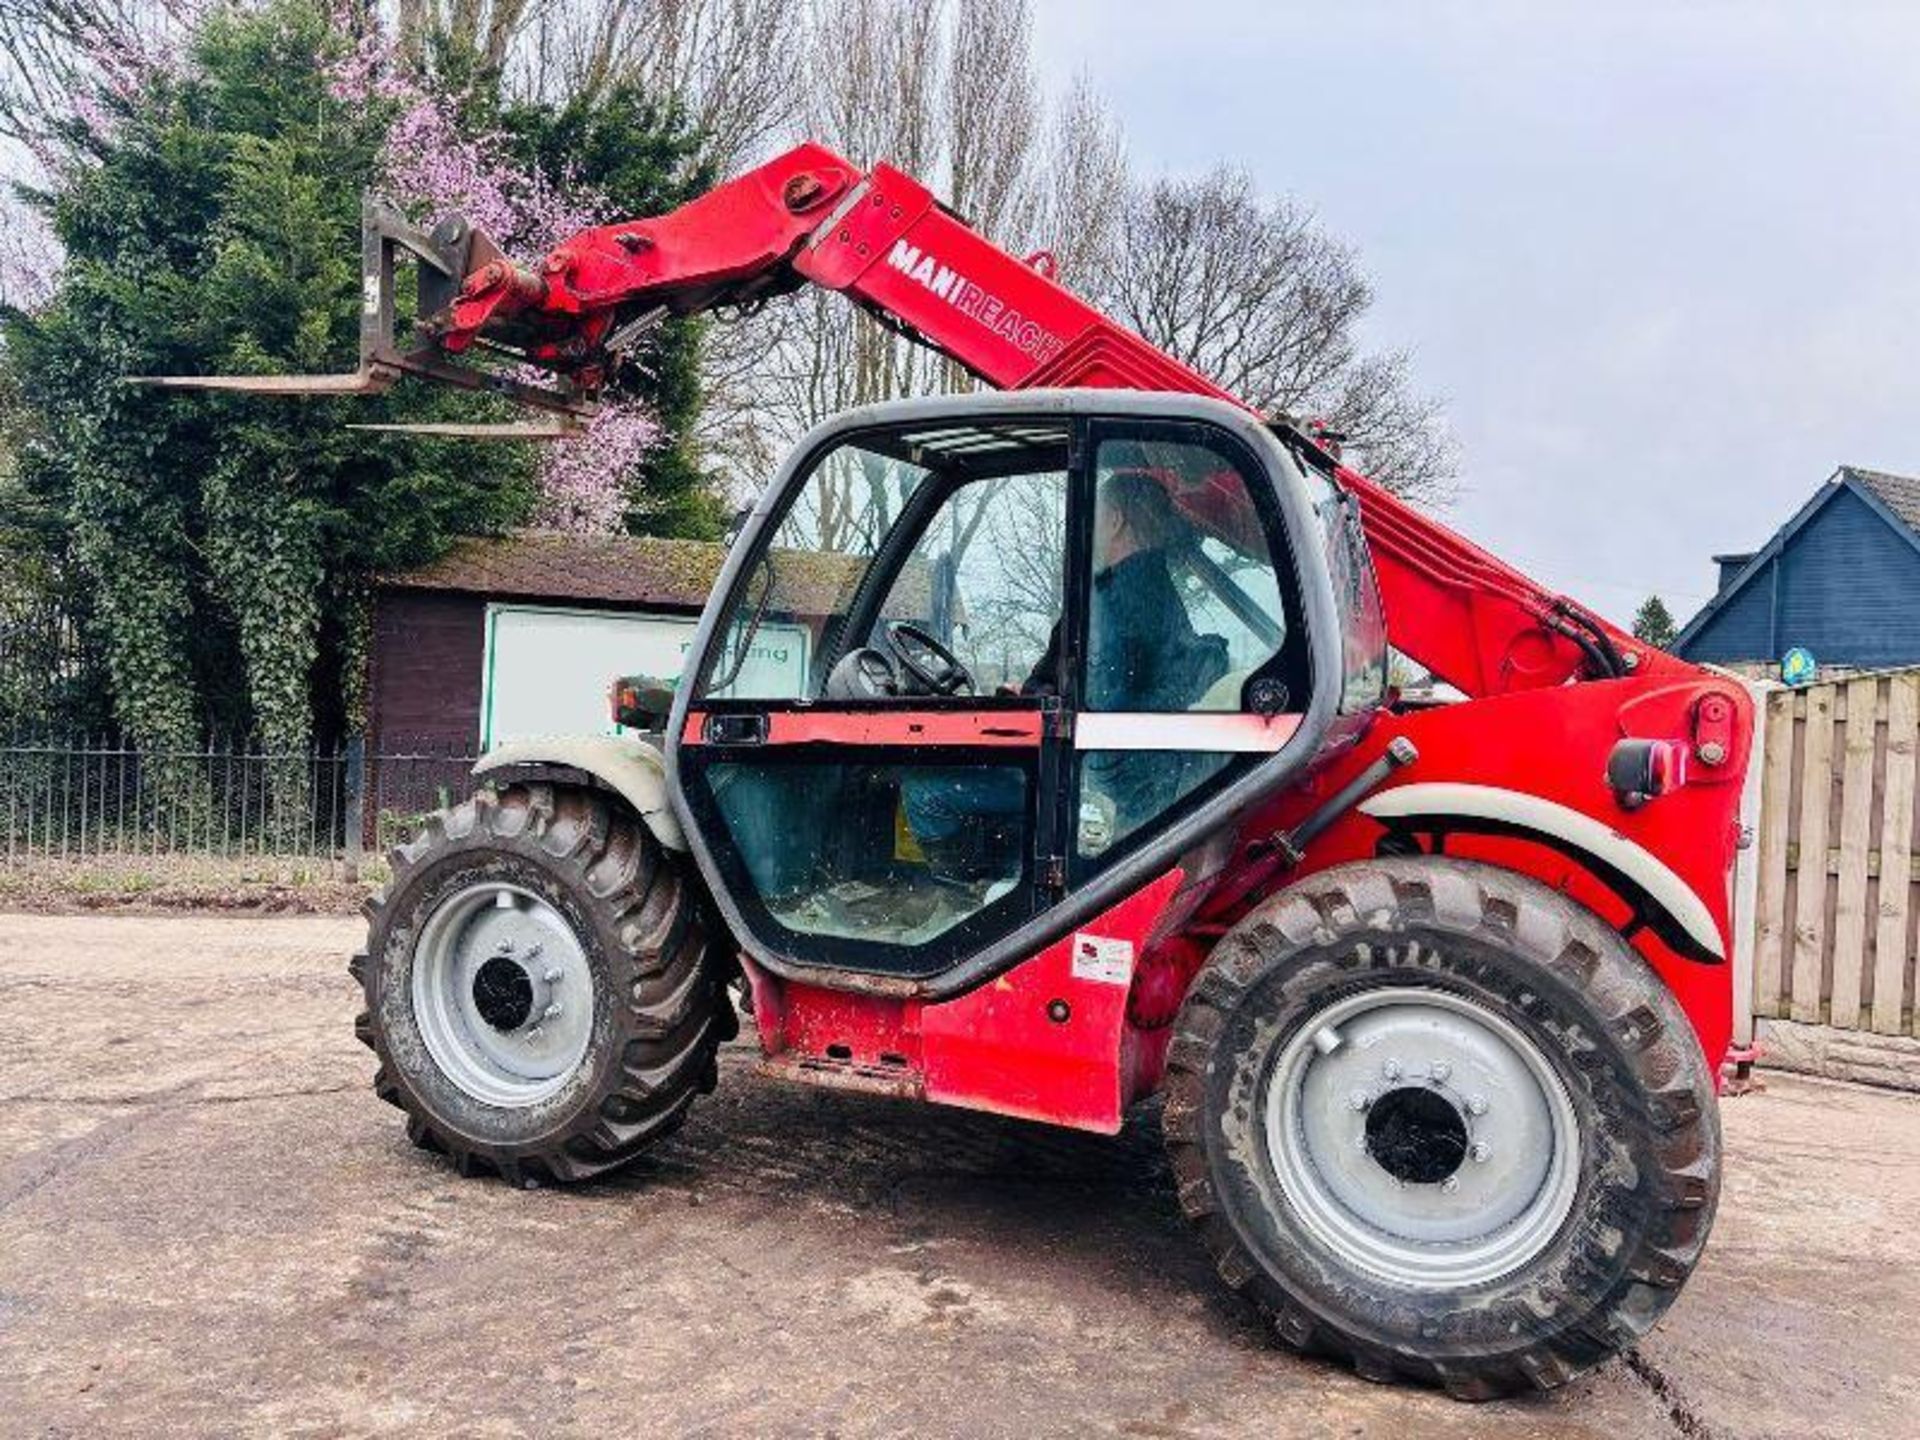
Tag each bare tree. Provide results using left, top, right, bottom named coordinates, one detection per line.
left=509, top=0, right=805, bottom=168
left=1098, top=168, right=1366, bottom=409
left=702, top=0, right=950, bottom=496
left=703, top=0, right=1051, bottom=497
left=936, top=0, right=1039, bottom=393
left=1317, top=350, right=1459, bottom=503
left=946, top=0, right=1039, bottom=244
left=590, top=1, right=1452, bottom=503
left=396, top=0, right=545, bottom=72
left=1088, top=167, right=1454, bottom=501
left=1030, top=74, right=1126, bottom=291
left=0, top=0, right=199, bottom=146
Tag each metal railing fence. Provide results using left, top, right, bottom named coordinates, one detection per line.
left=0, top=734, right=483, bottom=872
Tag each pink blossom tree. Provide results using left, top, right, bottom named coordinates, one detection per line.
left=12, top=1, right=663, bottom=533
left=326, top=9, right=656, bottom=534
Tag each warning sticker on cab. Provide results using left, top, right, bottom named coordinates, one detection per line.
left=1071, top=933, right=1135, bottom=985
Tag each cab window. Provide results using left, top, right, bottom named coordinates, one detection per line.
left=698, top=421, right=1070, bottom=704
left=869, top=469, right=1067, bottom=695
left=1084, top=435, right=1293, bottom=713
left=699, top=440, right=932, bottom=702
left=1298, top=458, right=1389, bottom=713
left=1074, top=425, right=1307, bottom=873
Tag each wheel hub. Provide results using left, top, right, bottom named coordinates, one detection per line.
left=1363, top=1086, right=1468, bottom=1185
left=1263, top=986, right=1580, bottom=1289
left=472, top=956, right=536, bottom=1032
left=410, top=882, right=595, bottom=1108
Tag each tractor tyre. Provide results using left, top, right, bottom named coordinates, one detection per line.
left=1164, top=856, right=1718, bottom=1399
left=351, top=781, right=733, bottom=1184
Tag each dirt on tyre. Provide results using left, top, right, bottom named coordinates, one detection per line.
left=351, top=781, right=733, bottom=1184
left=1164, top=856, right=1718, bottom=1399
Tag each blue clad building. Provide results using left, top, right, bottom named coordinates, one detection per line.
left=1675, top=466, right=1920, bottom=671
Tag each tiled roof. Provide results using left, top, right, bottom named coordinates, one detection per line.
left=1845, top=466, right=1920, bottom=536
left=381, top=531, right=725, bottom=609
left=379, top=529, right=902, bottom=616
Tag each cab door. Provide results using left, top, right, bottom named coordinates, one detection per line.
left=670, top=402, right=1328, bottom=993
left=671, top=416, right=1077, bottom=981
left=1063, top=417, right=1314, bottom=882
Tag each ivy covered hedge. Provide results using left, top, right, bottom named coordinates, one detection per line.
left=1, top=0, right=716, bottom=776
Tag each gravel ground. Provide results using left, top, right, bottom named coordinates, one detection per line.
left=0, top=856, right=373, bottom=916
left=1, top=910, right=1916, bottom=1439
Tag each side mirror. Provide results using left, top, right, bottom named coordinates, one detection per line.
left=610, top=674, right=677, bottom=733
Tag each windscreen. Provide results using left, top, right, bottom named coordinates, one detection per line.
left=699, top=442, right=933, bottom=701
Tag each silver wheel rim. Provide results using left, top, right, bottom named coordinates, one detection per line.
left=410, top=882, right=596, bottom=1108
left=1262, top=986, right=1580, bottom=1289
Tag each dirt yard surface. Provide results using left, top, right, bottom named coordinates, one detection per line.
left=0, top=856, right=374, bottom=917
left=2, top=912, right=1914, bottom=1439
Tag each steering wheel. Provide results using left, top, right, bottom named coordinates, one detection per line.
left=824, top=646, right=901, bottom=700
left=885, top=621, right=977, bottom=696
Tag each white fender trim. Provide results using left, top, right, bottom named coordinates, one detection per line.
left=474, top=735, right=686, bottom=851
left=1358, top=782, right=1723, bottom=961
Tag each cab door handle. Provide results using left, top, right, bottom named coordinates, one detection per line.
left=705, top=713, right=768, bottom=746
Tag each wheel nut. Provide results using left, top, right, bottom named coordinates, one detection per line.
left=1382, top=1058, right=1402, bottom=1082
left=1442, top=1176, right=1460, bottom=1194
left=524, top=943, right=543, bottom=960
left=542, top=1003, right=562, bottom=1021
left=1469, top=1141, right=1491, bottom=1163
left=1348, top=1089, right=1370, bottom=1111
left=1467, top=1094, right=1488, bottom=1116
left=1429, top=1061, right=1451, bottom=1083
left=495, top=939, right=514, bottom=955
left=543, top=968, right=563, bottom=984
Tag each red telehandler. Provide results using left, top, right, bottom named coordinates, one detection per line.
left=144, top=142, right=1750, bottom=1397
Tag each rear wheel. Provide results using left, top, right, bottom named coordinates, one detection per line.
left=1164, top=857, right=1718, bottom=1398
left=352, top=781, right=732, bottom=1183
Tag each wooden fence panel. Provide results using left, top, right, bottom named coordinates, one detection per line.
left=1753, top=692, right=1797, bottom=1014
left=1751, top=668, right=1920, bottom=1036
left=1873, top=675, right=1919, bottom=1033
left=1789, top=687, right=1836, bottom=1023
left=1828, top=678, right=1880, bottom=1027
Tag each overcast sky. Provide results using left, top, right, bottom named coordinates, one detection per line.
left=1028, top=0, right=1920, bottom=629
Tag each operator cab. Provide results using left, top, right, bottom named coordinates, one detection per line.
left=666, top=392, right=1385, bottom=985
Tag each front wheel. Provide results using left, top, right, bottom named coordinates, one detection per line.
left=1164, top=857, right=1719, bottom=1398
left=352, top=782, right=733, bottom=1184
